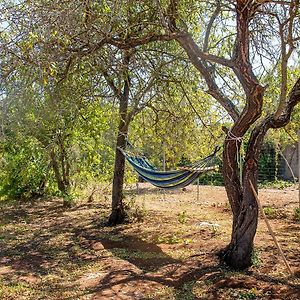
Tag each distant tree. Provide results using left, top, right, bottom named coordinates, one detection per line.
left=0, top=1, right=182, bottom=214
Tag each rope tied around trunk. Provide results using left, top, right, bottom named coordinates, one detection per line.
left=226, top=131, right=244, bottom=183
left=226, top=131, right=243, bottom=142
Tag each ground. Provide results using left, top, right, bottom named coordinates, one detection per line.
left=0, top=184, right=299, bottom=300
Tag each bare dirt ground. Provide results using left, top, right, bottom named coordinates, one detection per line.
left=0, top=184, right=299, bottom=299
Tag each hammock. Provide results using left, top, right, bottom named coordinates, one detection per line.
left=119, top=147, right=219, bottom=189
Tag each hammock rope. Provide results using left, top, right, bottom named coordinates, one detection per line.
left=119, top=146, right=220, bottom=189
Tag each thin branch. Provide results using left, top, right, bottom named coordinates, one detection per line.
left=203, top=1, right=221, bottom=52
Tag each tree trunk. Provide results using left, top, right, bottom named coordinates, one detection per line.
left=108, top=124, right=128, bottom=225
left=59, top=137, right=70, bottom=191
left=108, top=52, right=131, bottom=226
left=50, top=145, right=70, bottom=194
left=221, top=157, right=260, bottom=269
left=221, top=119, right=271, bottom=269
left=50, top=149, right=67, bottom=194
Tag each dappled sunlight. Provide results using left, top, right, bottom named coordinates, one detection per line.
left=0, top=186, right=299, bottom=299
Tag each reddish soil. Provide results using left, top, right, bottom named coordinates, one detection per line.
left=0, top=184, right=299, bottom=299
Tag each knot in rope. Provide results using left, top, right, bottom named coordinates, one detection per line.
left=226, top=131, right=243, bottom=142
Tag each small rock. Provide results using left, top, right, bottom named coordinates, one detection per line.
left=92, top=242, right=104, bottom=251
left=198, top=221, right=220, bottom=228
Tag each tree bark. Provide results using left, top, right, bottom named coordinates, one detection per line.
left=108, top=123, right=128, bottom=225
left=221, top=76, right=300, bottom=269
left=50, top=149, right=67, bottom=194
left=59, top=137, right=70, bottom=191
left=108, top=52, right=131, bottom=226
left=221, top=120, right=270, bottom=269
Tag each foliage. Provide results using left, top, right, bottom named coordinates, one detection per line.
left=293, top=208, right=300, bottom=221
left=258, top=143, right=278, bottom=182
left=0, top=70, right=117, bottom=199
left=0, top=137, right=48, bottom=199
left=177, top=210, right=187, bottom=224
left=251, top=249, right=261, bottom=267
left=263, top=206, right=277, bottom=219
left=259, top=180, right=294, bottom=189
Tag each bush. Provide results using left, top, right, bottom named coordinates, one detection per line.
left=263, top=206, right=277, bottom=219
left=0, top=139, right=48, bottom=199
left=293, top=207, right=300, bottom=221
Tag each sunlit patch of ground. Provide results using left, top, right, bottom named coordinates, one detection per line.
left=0, top=183, right=299, bottom=299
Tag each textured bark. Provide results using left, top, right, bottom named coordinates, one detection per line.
left=108, top=123, right=128, bottom=225
left=50, top=149, right=68, bottom=194
left=217, top=1, right=264, bottom=269
left=221, top=121, right=269, bottom=269
left=58, top=137, right=71, bottom=193
left=108, top=52, right=131, bottom=226
left=222, top=77, right=300, bottom=269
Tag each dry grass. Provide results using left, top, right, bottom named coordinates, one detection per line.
left=0, top=183, right=299, bottom=299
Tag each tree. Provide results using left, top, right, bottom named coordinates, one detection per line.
left=130, top=63, right=224, bottom=168
left=0, top=0, right=182, bottom=220
left=92, top=44, right=181, bottom=225
left=154, top=0, right=300, bottom=269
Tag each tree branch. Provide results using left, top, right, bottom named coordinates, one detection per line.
left=176, top=34, right=240, bottom=121
left=203, top=1, right=221, bottom=52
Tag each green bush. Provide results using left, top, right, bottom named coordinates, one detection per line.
left=293, top=207, right=300, bottom=221
left=263, top=206, right=277, bottom=219
left=0, top=139, right=48, bottom=199
left=198, top=171, right=224, bottom=186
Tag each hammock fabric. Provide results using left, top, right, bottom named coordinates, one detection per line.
left=120, top=147, right=219, bottom=189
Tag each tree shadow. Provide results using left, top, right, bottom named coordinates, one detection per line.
left=78, top=228, right=179, bottom=272
left=73, top=257, right=223, bottom=300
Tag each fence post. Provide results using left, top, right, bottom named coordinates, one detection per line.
left=163, top=141, right=166, bottom=201
left=298, top=130, right=300, bottom=208
left=197, top=177, right=200, bottom=202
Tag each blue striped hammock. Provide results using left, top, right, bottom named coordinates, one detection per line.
left=119, top=147, right=219, bottom=189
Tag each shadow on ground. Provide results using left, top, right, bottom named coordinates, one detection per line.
left=0, top=196, right=300, bottom=300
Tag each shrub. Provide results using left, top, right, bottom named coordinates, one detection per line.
left=263, top=206, right=277, bottom=219
left=293, top=207, right=300, bottom=221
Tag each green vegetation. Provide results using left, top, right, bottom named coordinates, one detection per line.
left=263, top=206, right=278, bottom=219
left=177, top=210, right=188, bottom=224
left=293, top=207, right=300, bottom=221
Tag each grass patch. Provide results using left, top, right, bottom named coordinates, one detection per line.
left=0, top=281, right=35, bottom=299
left=110, top=248, right=166, bottom=260
left=259, top=180, right=294, bottom=190
left=263, top=206, right=277, bottom=219
left=293, top=207, right=300, bottom=221
left=145, top=286, right=175, bottom=299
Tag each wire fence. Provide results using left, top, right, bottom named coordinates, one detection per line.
left=197, top=145, right=299, bottom=187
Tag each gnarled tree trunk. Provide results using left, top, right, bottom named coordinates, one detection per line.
left=221, top=75, right=300, bottom=269
left=221, top=122, right=269, bottom=269
left=50, top=148, right=68, bottom=194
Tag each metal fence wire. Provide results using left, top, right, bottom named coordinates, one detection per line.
left=197, top=143, right=299, bottom=186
